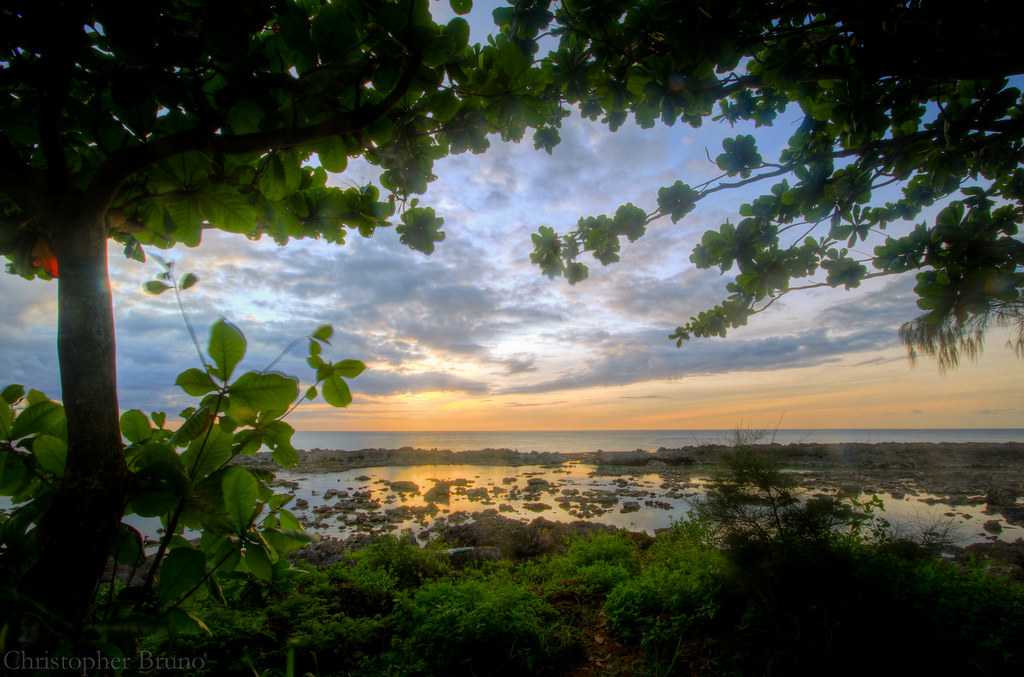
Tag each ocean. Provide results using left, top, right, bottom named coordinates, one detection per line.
left=293, top=428, right=1024, bottom=454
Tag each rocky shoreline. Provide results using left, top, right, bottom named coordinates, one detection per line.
left=106, top=442, right=1024, bottom=585
left=228, top=442, right=1024, bottom=552
left=239, top=441, right=1024, bottom=471
left=234, top=441, right=1024, bottom=497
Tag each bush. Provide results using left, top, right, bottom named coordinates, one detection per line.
left=387, top=575, right=562, bottom=676
left=344, top=534, right=450, bottom=602
left=692, top=449, right=852, bottom=549
left=603, top=520, right=723, bottom=673
left=547, top=530, right=642, bottom=593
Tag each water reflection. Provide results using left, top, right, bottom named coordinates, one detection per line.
left=6, top=462, right=1017, bottom=547
left=271, top=462, right=1023, bottom=546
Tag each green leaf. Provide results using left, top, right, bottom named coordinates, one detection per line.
left=32, top=434, right=67, bottom=476
left=396, top=207, right=446, bottom=254
left=11, top=400, right=65, bottom=440
left=2, top=385, right=25, bottom=405
left=170, top=405, right=212, bottom=446
left=200, top=189, right=257, bottom=234
left=311, top=325, right=333, bottom=343
left=113, top=524, right=146, bottom=567
left=181, top=426, right=233, bottom=480
left=152, top=411, right=167, bottom=428
left=258, top=153, right=289, bottom=202
left=163, top=194, right=204, bottom=247
left=450, top=0, right=472, bottom=15
left=228, top=372, right=299, bottom=413
left=142, top=280, right=172, bottom=295
left=0, top=451, right=29, bottom=496
left=272, top=444, right=300, bottom=468
left=262, top=527, right=316, bottom=553
left=311, top=3, right=358, bottom=62
left=176, top=368, right=220, bottom=397
left=279, top=509, right=303, bottom=532
left=333, top=359, right=366, bottom=378
left=120, top=409, right=153, bottom=444
left=322, top=373, right=352, bottom=407
left=227, top=99, right=265, bottom=135
left=0, top=402, right=11, bottom=440
left=157, top=547, right=207, bottom=606
left=222, top=466, right=260, bottom=532
left=209, top=319, right=246, bottom=382
left=180, top=273, right=199, bottom=290
left=243, top=542, right=274, bottom=580
left=317, top=137, right=349, bottom=173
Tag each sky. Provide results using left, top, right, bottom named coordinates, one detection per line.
left=0, top=3, right=1021, bottom=432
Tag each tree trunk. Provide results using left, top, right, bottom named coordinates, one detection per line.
left=24, top=207, right=127, bottom=642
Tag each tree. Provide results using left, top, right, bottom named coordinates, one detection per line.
left=529, top=0, right=1024, bottom=369
left=0, top=0, right=563, bottom=635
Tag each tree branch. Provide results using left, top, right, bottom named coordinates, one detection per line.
left=90, top=49, right=425, bottom=206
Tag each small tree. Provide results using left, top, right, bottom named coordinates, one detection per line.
left=0, top=0, right=562, bottom=633
left=530, top=0, right=1024, bottom=368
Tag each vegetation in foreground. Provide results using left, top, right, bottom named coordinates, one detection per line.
left=136, top=452, right=1024, bottom=677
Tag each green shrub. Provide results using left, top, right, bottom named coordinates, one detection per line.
left=693, top=449, right=852, bottom=549
left=708, top=540, right=1024, bottom=676
left=388, top=576, right=561, bottom=675
left=545, top=530, right=642, bottom=593
left=343, top=534, right=451, bottom=603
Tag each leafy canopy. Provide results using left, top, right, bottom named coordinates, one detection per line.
left=528, top=0, right=1024, bottom=368
left=0, top=0, right=564, bottom=271
left=4, top=0, right=1023, bottom=374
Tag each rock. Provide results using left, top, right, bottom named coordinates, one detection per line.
left=1002, top=504, right=1024, bottom=526
left=523, top=502, right=552, bottom=512
left=985, top=488, right=1017, bottom=509
left=621, top=501, right=641, bottom=513
left=983, top=520, right=1003, bottom=533
left=289, top=533, right=377, bottom=568
left=465, top=487, right=490, bottom=502
left=388, top=480, right=420, bottom=494
left=293, top=498, right=309, bottom=510
left=324, top=489, right=348, bottom=500
left=425, top=481, right=455, bottom=503
left=355, top=475, right=372, bottom=482
left=432, top=514, right=618, bottom=560
left=498, top=503, right=515, bottom=512
left=445, top=546, right=503, bottom=567
left=502, top=477, right=517, bottom=484
left=957, top=538, right=1024, bottom=572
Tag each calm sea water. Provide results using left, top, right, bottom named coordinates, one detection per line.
left=293, top=429, right=1024, bottom=454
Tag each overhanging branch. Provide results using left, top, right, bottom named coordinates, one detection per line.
left=90, top=49, right=425, bottom=206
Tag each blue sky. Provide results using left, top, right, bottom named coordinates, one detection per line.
left=1, top=2, right=1021, bottom=431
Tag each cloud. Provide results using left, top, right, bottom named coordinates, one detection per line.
left=505, top=400, right=568, bottom=408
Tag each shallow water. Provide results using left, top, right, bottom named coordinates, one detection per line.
left=7, top=462, right=1019, bottom=547
left=272, top=462, right=1024, bottom=546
